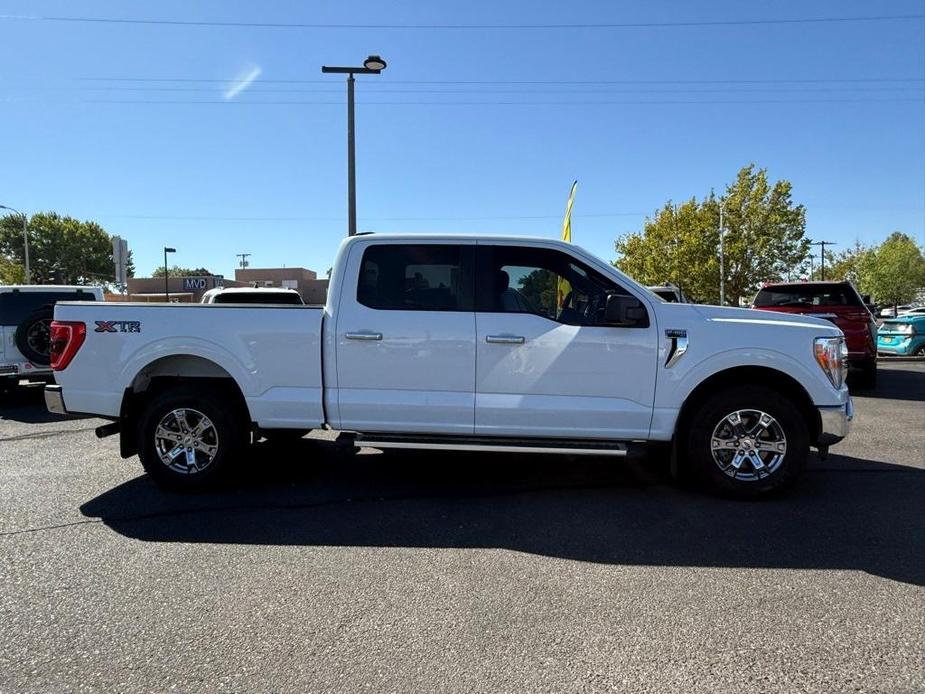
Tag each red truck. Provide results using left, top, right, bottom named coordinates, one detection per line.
left=752, top=281, right=878, bottom=389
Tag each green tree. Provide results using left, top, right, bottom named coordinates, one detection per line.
left=151, top=265, right=213, bottom=278
left=0, top=255, right=25, bottom=284
left=614, top=165, right=808, bottom=304
left=822, top=240, right=871, bottom=284
left=0, top=211, right=120, bottom=285
left=859, top=232, right=925, bottom=310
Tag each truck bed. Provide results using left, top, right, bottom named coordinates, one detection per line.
left=52, top=302, right=325, bottom=429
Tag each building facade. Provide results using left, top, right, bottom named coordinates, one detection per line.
left=234, top=267, right=329, bottom=304
left=125, top=275, right=245, bottom=302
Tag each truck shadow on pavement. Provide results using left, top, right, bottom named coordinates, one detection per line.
left=80, top=440, right=925, bottom=586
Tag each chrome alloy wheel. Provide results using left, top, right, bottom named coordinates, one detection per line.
left=153, top=408, right=219, bottom=474
left=710, top=409, right=787, bottom=481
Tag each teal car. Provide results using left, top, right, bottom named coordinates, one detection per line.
left=877, top=315, right=925, bottom=356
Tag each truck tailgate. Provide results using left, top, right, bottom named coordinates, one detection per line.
left=52, top=302, right=325, bottom=428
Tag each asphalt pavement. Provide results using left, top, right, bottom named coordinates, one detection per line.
left=1, top=363, right=923, bottom=693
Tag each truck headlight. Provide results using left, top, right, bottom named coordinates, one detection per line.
left=814, top=337, right=848, bottom=389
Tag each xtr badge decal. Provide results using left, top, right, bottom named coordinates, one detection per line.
left=94, top=320, right=141, bottom=333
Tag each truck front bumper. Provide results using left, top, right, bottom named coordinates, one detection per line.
left=45, top=385, right=68, bottom=415
left=817, top=397, right=854, bottom=446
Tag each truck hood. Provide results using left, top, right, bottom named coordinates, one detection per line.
left=658, top=303, right=842, bottom=335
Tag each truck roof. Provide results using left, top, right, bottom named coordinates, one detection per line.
left=346, top=232, right=568, bottom=244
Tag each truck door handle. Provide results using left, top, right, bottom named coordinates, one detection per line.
left=345, top=331, right=383, bottom=341
left=486, top=334, right=525, bottom=345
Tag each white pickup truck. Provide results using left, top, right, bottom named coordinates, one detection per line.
left=44, top=234, right=853, bottom=497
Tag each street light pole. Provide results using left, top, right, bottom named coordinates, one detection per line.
left=718, top=199, right=725, bottom=306
left=164, top=247, right=176, bottom=300
left=322, top=55, right=387, bottom=237
left=0, top=204, right=30, bottom=283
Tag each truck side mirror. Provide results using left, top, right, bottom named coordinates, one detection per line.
left=605, top=294, right=648, bottom=327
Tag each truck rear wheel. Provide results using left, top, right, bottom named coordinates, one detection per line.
left=684, top=385, right=808, bottom=498
left=137, top=384, right=247, bottom=489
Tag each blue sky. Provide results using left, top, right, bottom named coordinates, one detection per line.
left=1, top=0, right=923, bottom=278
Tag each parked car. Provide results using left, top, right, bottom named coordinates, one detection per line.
left=877, top=315, right=925, bottom=356
left=898, top=306, right=925, bottom=317
left=879, top=305, right=913, bottom=318
left=44, top=234, right=853, bottom=498
left=1, top=285, right=104, bottom=387
left=647, top=283, right=690, bottom=303
left=201, top=287, right=304, bottom=304
left=751, top=281, right=878, bottom=389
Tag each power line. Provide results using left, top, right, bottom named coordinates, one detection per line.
left=2, top=13, right=922, bottom=29
left=103, top=212, right=648, bottom=222
left=73, top=97, right=924, bottom=105
left=77, top=77, right=925, bottom=85
left=55, top=86, right=925, bottom=95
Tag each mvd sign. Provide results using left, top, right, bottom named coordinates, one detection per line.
left=183, top=278, right=208, bottom=290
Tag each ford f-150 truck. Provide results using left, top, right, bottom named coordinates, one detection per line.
left=44, top=234, right=853, bottom=497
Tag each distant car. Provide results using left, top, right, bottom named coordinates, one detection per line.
left=201, top=287, right=304, bottom=305
left=1, top=285, right=104, bottom=387
left=898, top=306, right=925, bottom=317
left=647, top=283, right=690, bottom=303
left=752, top=281, right=878, bottom=388
left=877, top=315, right=925, bottom=356
left=879, top=305, right=913, bottom=318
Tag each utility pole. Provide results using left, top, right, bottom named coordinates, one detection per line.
left=810, top=240, right=836, bottom=281
left=237, top=253, right=251, bottom=269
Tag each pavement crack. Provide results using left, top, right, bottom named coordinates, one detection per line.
left=0, top=518, right=104, bottom=537
left=0, top=426, right=99, bottom=443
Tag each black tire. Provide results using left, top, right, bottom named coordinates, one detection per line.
left=914, top=345, right=925, bottom=357
left=137, top=384, right=248, bottom=490
left=14, top=306, right=54, bottom=365
left=683, top=384, right=809, bottom=498
left=853, top=358, right=877, bottom=390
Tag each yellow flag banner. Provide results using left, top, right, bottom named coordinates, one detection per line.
left=557, top=180, right=577, bottom=307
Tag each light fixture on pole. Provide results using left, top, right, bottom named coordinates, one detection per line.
left=164, top=246, right=176, bottom=300
left=0, top=204, right=30, bottom=283
left=321, top=55, right=387, bottom=237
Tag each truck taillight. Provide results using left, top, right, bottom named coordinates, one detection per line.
left=50, top=321, right=86, bottom=371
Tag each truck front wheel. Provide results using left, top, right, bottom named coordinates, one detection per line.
left=684, top=385, right=809, bottom=498
left=137, top=385, right=247, bottom=489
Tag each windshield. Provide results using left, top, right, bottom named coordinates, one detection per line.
left=753, top=284, right=862, bottom=308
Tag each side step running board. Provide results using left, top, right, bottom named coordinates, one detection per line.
left=354, top=434, right=628, bottom=457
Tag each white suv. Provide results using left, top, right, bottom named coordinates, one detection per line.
left=1, top=285, right=104, bottom=386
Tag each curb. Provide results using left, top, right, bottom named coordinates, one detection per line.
left=877, top=356, right=925, bottom=362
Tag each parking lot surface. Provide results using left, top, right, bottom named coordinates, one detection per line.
left=1, top=363, right=923, bottom=693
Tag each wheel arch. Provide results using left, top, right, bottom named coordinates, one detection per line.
left=118, top=354, right=252, bottom=458
left=674, top=365, right=821, bottom=446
